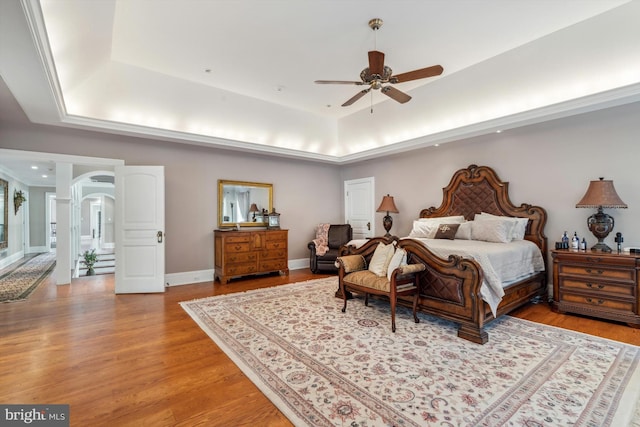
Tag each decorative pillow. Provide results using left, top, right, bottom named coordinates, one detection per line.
left=471, top=219, right=511, bottom=243
left=454, top=222, right=472, bottom=240
left=386, top=248, right=407, bottom=280
left=408, top=220, right=439, bottom=238
left=434, top=223, right=460, bottom=240
left=417, top=215, right=466, bottom=224
left=368, top=242, right=396, bottom=277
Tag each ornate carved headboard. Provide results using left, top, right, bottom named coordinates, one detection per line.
left=419, top=164, right=547, bottom=255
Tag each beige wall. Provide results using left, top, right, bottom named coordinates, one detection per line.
left=0, top=121, right=343, bottom=273
left=341, top=102, right=640, bottom=270
left=2, top=99, right=639, bottom=277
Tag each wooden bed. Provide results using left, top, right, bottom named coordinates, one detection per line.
left=339, top=164, right=548, bottom=344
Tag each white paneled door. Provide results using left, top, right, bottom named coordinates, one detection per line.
left=115, top=166, right=165, bottom=293
left=344, top=177, right=375, bottom=239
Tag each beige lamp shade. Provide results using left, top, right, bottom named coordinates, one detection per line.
left=376, top=195, right=399, bottom=213
left=249, top=203, right=259, bottom=213
left=377, top=194, right=399, bottom=237
left=576, top=178, right=627, bottom=208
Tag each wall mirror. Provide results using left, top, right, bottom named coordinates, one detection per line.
left=218, top=180, right=273, bottom=228
left=0, top=178, right=7, bottom=249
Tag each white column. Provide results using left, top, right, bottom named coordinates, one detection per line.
left=55, top=163, right=72, bottom=285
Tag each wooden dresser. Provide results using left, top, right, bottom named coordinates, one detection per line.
left=214, top=229, right=288, bottom=284
left=552, top=249, right=640, bottom=327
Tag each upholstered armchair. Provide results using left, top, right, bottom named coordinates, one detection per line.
left=308, top=224, right=353, bottom=273
left=336, top=237, right=426, bottom=332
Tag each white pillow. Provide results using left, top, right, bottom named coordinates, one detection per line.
left=512, top=218, right=528, bottom=240
left=408, top=220, right=439, bottom=238
left=454, top=221, right=472, bottom=240
left=475, top=213, right=527, bottom=241
left=471, top=219, right=511, bottom=243
left=368, top=242, right=396, bottom=277
left=417, top=215, right=466, bottom=224
left=386, top=248, right=407, bottom=280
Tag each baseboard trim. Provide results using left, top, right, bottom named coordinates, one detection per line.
left=165, top=258, right=309, bottom=287
left=0, top=250, right=25, bottom=270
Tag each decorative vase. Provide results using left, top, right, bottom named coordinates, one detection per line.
left=86, top=267, right=95, bottom=276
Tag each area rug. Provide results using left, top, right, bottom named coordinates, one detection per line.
left=0, top=252, right=56, bottom=302
left=181, top=277, right=640, bottom=427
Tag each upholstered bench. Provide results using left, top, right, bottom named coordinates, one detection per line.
left=336, top=240, right=426, bottom=332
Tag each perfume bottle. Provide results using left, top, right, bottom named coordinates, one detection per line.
left=571, top=232, right=579, bottom=250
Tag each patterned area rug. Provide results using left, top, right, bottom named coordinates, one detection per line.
left=0, top=253, right=56, bottom=302
left=181, top=277, right=640, bottom=427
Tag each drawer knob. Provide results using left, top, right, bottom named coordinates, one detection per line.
left=585, top=268, right=604, bottom=275
left=585, top=283, right=605, bottom=289
left=585, top=298, right=604, bottom=305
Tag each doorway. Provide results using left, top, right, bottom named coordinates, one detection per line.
left=344, top=177, right=375, bottom=239
left=45, top=192, right=56, bottom=252
left=74, top=173, right=116, bottom=277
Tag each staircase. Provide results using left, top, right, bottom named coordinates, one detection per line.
left=76, top=251, right=115, bottom=276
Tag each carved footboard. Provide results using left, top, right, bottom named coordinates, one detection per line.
left=396, top=239, right=490, bottom=343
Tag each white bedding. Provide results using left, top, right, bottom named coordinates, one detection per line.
left=405, top=237, right=545, bottom=316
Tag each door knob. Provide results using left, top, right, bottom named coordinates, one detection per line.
left=157, top=231, right=163, bottom=243
left=367, top=222, right=371, bottom=230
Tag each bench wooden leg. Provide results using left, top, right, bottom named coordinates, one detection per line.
left=390, top=297, right=396, bottom=333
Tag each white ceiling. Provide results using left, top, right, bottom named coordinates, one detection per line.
left=2, top=0, right=640, bottom=184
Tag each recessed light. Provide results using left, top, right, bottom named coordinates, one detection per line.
left=496, top=130, right=502, bottom=133
left=434, top=144, right=440, bottom=147
left=42, top=175, right=48, bottom=178
left=31, top=165, right=38, bottom=170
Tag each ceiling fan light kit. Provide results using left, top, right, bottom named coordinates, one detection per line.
left=315, top=18, right=443, bottom=108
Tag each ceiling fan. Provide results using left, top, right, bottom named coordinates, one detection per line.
left=315, top=18, right=443, bottom=107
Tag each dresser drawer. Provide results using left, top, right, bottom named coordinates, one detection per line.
left=225, top=263, right=258, bottom=276
left=560, top=292, right=634, bottom=313
left=261, top=249, right=287, bottom=260
left=265, top=230, right=288, bottom=241
left=557, top=253, right=638, bottom=268
left=226, top=252, right=257, bottom=264
left=265, top=240, right=287, bottom=250
left=559, top=264, right=635, bottom=282
left=259, top=259, right=288, bottom=271
left=225, top=242, right=251, bottom=253
left=560, top=278, right=635, bottom=297
left=225, top=235, right=252, bottom=243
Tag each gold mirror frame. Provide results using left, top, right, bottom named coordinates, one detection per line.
left=0, top=178, right=7, bottom=249
left=218, top=180, right=273, bottom=228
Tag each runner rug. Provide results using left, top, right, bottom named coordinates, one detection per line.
left=181, top=277, right=640, bottom=427
left=0, top=252, right=56, bottom=303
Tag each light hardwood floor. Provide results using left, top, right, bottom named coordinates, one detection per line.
left=1, top=268, right=639, bottom=426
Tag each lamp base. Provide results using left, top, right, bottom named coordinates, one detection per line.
left=590, top=242, right=613, bottom=253
left=587, top=208, right=615, bottom=254
left=382, top=214, right=393, bottom=238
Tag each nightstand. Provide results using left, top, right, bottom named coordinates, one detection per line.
left=552, top=249, right=640, bottom=327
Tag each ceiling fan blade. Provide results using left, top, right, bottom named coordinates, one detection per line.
left=342, top=88, right=371, bottom=106
left=314, top=80, right=365, bottom=85
left=368, top=50, right=385, bottom=76
left=391, top=65, right=443, bottom=83
left=381, top=86, right=411, bottom=104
